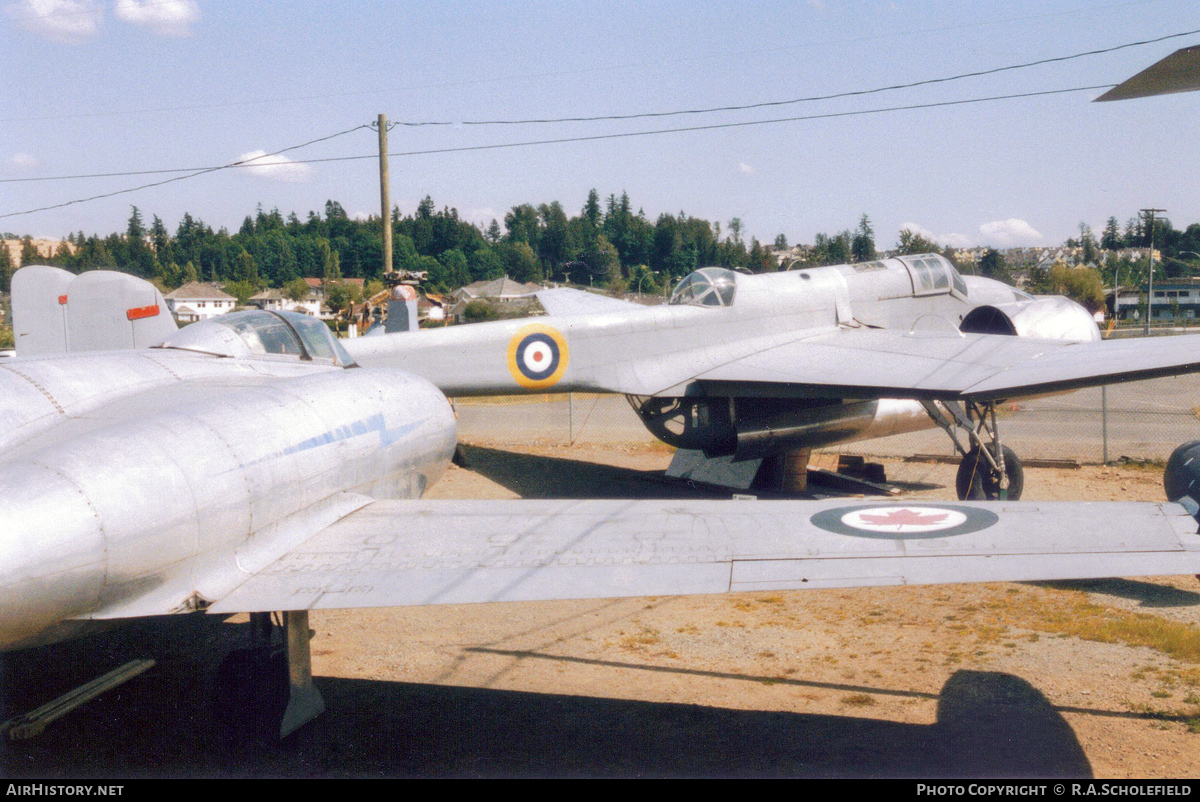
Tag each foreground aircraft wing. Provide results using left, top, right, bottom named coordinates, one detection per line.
left=535, top=287, right=644, bottom=317
left=206, top=498, right=1200, bottom=613
left=694, top=328, right=1200, bottom=401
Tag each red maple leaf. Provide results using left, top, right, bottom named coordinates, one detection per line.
left=857, top=508, right=949, bottom=527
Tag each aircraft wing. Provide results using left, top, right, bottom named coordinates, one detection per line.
left=206, top=498, right=1200, bottom=613
left=536, top=287, right=644, bottom=317
left=693, top=328, right=1200, bottom=401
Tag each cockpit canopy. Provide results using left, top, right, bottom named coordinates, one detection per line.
left=900, top=253, right=969, bottom=298
left=668, top=267, right=738, bottom=307
left=157, top=310, right=356, bottom=366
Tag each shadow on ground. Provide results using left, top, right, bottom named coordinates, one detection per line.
left=1036, top=578, right=1200, bottom=608
left=1, top=616, right=1092, bottom=778
left=455, top=444, right=727, bottom=500
left=454, top=444, right=947, bottom=500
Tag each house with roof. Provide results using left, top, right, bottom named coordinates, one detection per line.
left=164, top=282, right=237, bottom=323
left=448, top=276, right=541, bottom=322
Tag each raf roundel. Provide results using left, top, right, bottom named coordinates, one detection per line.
left=507, top=324, right=570, bottom=389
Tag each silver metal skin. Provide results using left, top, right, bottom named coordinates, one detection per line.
left=5, top=265, right=1200, bottom=740
left=0, top=316, right=457, bottom=653
left=341, top=254, right=1112, bottom=459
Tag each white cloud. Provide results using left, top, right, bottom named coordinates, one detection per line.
left=899, top=222, right=971, bottom=249
left=899, top=222, right=936, bottom=240
left=978, top=218, right=1043, bottom=247
left=464, top=207, right=500, bottom=226
left=114, top=0, right=198, bottom=36
left=236, top=150, right=314, bottom=183
left=737, top=162, right=755, bottom=175
left=5, top=0, right=102, bottom=43
left=8, top=153, right=39, bottom=170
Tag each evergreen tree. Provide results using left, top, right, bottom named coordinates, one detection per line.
left=851, top=214, right=876, bottom=262
left=1101, top=217, right=1122, bottom=251
left=19, top=236, right=40, bottom=267
left=0, top=241, right=13, bottom=292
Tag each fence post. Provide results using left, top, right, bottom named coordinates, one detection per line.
left=1102, top=385, right=1109, bottom=464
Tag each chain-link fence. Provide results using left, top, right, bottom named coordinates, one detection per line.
left=454, top=372, right=1200, bottom=464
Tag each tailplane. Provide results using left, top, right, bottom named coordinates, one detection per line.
left=12, top=266, right=177, bottom=357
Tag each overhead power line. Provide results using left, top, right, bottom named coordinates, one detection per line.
left=5, top=24, right=1196, bottom=188
left=394, top=27, right=1200, bottom=127
left=0, top=125, right=370, bottom=220
left=0, top=0, right=1173, bottom=124
left=0, top=85, right=1111, bottom=219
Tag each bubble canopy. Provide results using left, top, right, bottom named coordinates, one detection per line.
left=158, top=310, right=356, bottom=366
left=668, top=267, right=738, bottom=307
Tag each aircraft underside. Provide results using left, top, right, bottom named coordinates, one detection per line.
left=626, top=393, right=1025, bottom=500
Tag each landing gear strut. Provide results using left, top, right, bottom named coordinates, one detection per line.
left=213, top=611, right=324, bottom=740
left=921, top=399, right=1024, bottom=501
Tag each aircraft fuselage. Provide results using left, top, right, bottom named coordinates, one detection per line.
left=0, top=348, right=456, bottom=652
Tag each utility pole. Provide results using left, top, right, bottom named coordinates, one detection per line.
left=1142, top=208, right=1166, bottom=335
left=378, top=114, right=392, bottom=278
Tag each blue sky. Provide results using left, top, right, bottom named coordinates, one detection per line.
left=3, top=0, right=1199, bottom=252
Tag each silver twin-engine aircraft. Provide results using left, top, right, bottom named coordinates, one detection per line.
left=4, top=264, right=1200, bottom=740
left=344, top=254, right=1200, bottom=500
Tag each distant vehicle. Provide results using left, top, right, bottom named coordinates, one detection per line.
left=343, top=254, right=1200, bottom=500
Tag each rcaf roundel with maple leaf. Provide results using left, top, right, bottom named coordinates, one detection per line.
left=810, top=505, right=999, bottom=539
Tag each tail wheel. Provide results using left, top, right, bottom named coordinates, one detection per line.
left=956, top=445, right=1023, bottom=501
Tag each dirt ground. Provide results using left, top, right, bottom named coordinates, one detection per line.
left=2, top=442, right=1198, bottom=778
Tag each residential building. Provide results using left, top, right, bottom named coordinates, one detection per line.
left=1113, top=277, right=1200, bottom=322
left=164, top=282, right=237, bottom=323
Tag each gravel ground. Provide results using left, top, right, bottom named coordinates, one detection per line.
left=2, top=443, right=1198, bottom=778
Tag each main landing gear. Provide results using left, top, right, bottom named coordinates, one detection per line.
left=213, top=611, right=324, bottom=740
left=921, top=399, right=1024, bottom=501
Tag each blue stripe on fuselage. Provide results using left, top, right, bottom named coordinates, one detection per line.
left=279, top=412, right=424, bottom=457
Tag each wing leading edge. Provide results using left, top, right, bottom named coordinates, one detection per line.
left=207, top=498, right=1200, bottom=614
left=693, top=328, right=1200, bottom=401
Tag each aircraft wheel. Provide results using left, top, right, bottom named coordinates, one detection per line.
left=956, top=445, right=1023, bottom=501
left=213, top=645, right=288, bottom=741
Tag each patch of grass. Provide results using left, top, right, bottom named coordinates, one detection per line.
left=996, top=589, right=1200, bottom=664
left=1152, top=691, right=1172, bottom=699
left=841, top=693, right=876, bottom=707
left=618, top=628, right=662, bottom=650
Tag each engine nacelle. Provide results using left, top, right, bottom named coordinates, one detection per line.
left=960, top=297, right=1100, bottom=343
left=626, top=395, right=935, bottom=459
left=1164, top=440, right=1200, bottom=504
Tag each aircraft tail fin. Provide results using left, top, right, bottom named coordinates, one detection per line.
left=12, top=266, right=177, bottom=357
left=536, top=287, right=644, bottom=317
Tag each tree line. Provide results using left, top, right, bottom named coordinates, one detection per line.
left=3, top=194, right=1199, bottom=314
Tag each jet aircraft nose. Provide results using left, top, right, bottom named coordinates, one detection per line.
left=0, top=463, right=107, bottom=651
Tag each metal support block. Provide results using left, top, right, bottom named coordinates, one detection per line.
left=280, top=610, right=324, bottom=738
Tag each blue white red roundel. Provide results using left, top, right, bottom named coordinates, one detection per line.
left=506, top=324, right=569, bottom=389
